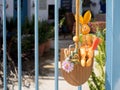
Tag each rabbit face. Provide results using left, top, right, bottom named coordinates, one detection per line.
left=78, top=10, right=92, bottom=35
left=81, top=24, right=90, bottom=35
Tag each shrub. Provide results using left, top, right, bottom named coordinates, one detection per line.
left=88, top=28, right=106, bottom=90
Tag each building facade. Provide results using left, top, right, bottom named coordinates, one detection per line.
left=0, top=0, right=104, bottom=22
left=0, top=0, right=74, bottom=22
left=0, top=0, right=14, bottom=21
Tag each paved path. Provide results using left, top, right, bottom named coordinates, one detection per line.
left=2, top=35, right=91, bottom=90
left=7, top=62, right=90, bottom=90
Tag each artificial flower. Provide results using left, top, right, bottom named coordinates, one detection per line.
left=62, top=60, right=74, bottom=73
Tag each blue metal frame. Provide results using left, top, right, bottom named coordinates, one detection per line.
left=35, top=0, right=39, bottom=90
left=3, top=0, right=7, bottom=90
left=78, top=86, right=82, bottom=90
left=17, top=0, right=22, bottom=90
left=106, top=0, right=120, bottom=89
left=78, top=0, right=82, bottom=89
left=105, top=0, right=120, bottom=90
left=54, top=0, right=59, bottom=90
left=106, top=0, right=113, bottom=89
left=3, top=0, right=119, bottom=90
left=112, top=0, right=120, bottom=88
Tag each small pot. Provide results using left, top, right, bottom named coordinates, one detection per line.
left=39, top=43, right=45, bottom=56
left=44, top=39, right=51, bottom=52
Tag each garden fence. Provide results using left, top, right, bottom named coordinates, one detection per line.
left=1, top=0, right=117, bottom=90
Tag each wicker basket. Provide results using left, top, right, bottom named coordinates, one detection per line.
left=60, top=48, right=93, bottom=86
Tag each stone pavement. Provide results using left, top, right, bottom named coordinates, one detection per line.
left=2, top=35, right=91, bottom=90
left=7, top=60, right=90, bottom=90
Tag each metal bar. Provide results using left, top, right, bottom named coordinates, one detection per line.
left=105, top=0, right=113, bottom=90
left=80, top=0, right=82, bottom=14
left=75, top=0, right=80, bottom=49
left=17, top=0, right=22, bottom=90
left=78, top=86, right=82, bottom=90
left=111, top=0, right=120, bottom=89
left=3, top=0, right=7, bottom=90
left=35, top=0, right=39, bottom=90
left=54, top=0, right=59, bottom=90
left=78, top=0, right=82, bottom=89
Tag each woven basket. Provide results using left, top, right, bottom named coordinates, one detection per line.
left=60, top=48, right=93, bottom=86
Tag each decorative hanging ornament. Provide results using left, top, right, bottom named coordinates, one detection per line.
left=60, top=0, right=101, bottom=86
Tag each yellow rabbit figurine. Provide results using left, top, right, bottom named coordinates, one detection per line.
left=79, top=10, right=99, bottom=67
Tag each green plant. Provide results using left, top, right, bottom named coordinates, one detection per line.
left=22, top=16, right=54, bottom=40
left=88, top=29, right=106, bottom=90
left=59, top=17, right=65, bottom=28
left=22, top=16, right=34, bottom=35
left=38, top=20, right=54, bottom=44
left=22, top=17, right=31, bottom=34
left=6, top=18, right=17, bottom=33
left=22, top=35, right=34, bottom=53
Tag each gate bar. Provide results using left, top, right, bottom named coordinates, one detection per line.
left=3, top=0, right=7, bottom=90
left=106, top=0, right=113, bottom=89
left=54, top=0, right=59, bottom=90
left=17, top=0, right=22, bottom=90
left=78, top=86, right=81, bottom=90
left=78, top=0, right=82, bottom=89
left=35, top=0, right=39, bottom=90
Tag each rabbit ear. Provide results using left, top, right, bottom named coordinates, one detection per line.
left=75, top=14, right=84, bottom=24
left=79, top=15, right=84, bottom=24
left=83, top=10, right=91, bottom=24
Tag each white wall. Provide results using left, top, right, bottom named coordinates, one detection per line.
left=28, top=0, right=61, bottom=21
left=0, top=0, right=72, bottom=21
left=6, top=0, right=14, bottom=18
left=72, top=0, right=75, bottom=14
left=0, top=0, right=14, bottom=20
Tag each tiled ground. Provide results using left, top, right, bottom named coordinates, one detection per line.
left=1, top=35, right=91, bottom=90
